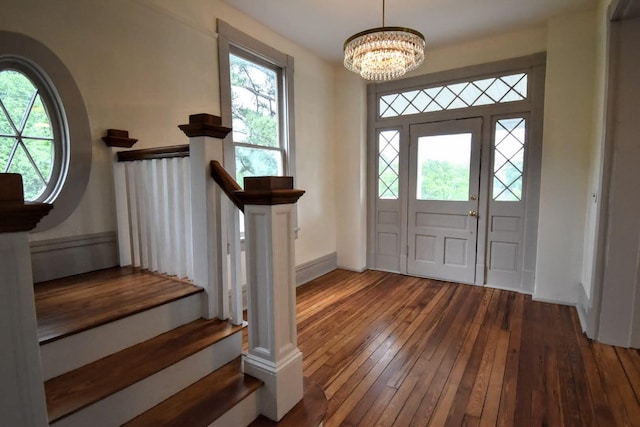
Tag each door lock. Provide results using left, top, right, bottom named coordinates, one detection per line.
left=470, top=195, right=478, bottom=200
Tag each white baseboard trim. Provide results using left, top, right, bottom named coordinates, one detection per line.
left=296, top=252, right=337, bottom=286
left=575, top=282, right=590, bottom=332
left=336, top=265, right=367, bottom=273
left=484, top=282, right=533, bottom=295
left=531, top=295, right=576, bottom=307
left=30, top=232, right=119, bottom=283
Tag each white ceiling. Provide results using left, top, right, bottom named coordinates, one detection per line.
left=222, top=0, right=599, bottom=64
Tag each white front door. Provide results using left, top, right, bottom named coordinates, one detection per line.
left=407, top=118, right=482, bottom=284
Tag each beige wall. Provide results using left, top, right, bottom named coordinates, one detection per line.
left=335, top=9, right=603, bottom=307
left=535, top=9, right=597, bottom=303
left=1, top=0, right=337, bottom=266
left=334, top=70, right=367, bottom=271
left=3, top=0, right=605, bottom=305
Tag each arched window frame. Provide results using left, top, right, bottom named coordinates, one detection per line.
left=0, top=31, right=91, bottom=232
left=0, top=57, right=68, bottom=203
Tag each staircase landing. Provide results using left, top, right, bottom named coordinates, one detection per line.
left=35, top=266, right=203, bottom=343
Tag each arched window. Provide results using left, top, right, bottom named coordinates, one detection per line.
left=0, top=60, right=67, bottom=202
left=0, top=31, right=91, bottom=231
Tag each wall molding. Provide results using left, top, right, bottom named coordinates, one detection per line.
left=30, top=232, right=119, bottom=283
left=575, top=282, right=590, bottom=332
left=296, top=252, right=337, bottom=287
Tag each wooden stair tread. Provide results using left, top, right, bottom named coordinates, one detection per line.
left=36, top=266, right=203, bottom=344
left=249, top=377, right=327, bottom=427
left=124, top=357, right=263, bottom=426
left=45, top=318, right=243, bottom=423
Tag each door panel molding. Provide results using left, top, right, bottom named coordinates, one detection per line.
left=367, top=53, right=545, bottom=292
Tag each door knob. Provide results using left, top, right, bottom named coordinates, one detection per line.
left=469, top=210, right=478, bottom=217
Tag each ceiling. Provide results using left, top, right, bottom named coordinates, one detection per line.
left=222, top=0, right=599, bottom=64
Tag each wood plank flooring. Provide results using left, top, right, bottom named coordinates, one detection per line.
left=294, top=269, right=640, bottom=427
left=35, top=267, right=203, bottom=343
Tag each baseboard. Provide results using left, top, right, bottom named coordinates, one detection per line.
left=575, top=282, right=590, bottom=332
left=484, top=282, right=533, bottom=295
left=30, top=232, right=119, bottom=283
left=336, top=265, right=367, bottom=273
left=531, top=295, right=576, bottom=307
left=296, top=252, right=337, bottom=286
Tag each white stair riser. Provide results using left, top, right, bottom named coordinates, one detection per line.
left=209, top=389, right=259, bottom=427
left=41, top=293, right=202, bottom=380
left=51, top=331, right=242, bottom=427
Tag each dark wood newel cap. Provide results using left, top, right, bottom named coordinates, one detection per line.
left=0, top=173, right=53, bottom=232
left=178, top=113, right=232, bottom=139
left=102, top=129, right=138, bottom=148
left=235, top=176, right=305, bottom=206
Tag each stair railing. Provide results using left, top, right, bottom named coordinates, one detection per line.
left=106, top=114, right=305, bottom=420
left=104, top=138, right=193, bottom=280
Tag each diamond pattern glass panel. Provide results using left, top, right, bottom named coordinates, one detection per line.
left=378, top=73, right=528, bottom=118
left=378, top=130, right=400, bottom=199
left=493, top=118, right=526, bottom=201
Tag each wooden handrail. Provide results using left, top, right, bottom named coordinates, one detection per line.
left=210, top=160, right=244, bottom=212
left=117, top=145, right=189, bottom=162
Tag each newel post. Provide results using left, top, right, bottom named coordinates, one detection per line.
left=236, top=176, right=305, bottom=421
left=178, top=114, right=232, bottom=319
left=0, top=174, right=52, bottom=426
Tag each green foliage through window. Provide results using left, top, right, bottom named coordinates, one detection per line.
left=493, top=118, right=525, bottom=201
left=0, top=69, right=55, bottom=201
left=416, top=134, right=471, bottom=201
left=378, top=130, right=400, bottom=199
left=230, top=53, right=281, bottom=188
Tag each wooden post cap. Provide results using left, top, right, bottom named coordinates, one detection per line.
left=102, top=129, right=138, bottom=148
left=0, top=173, right=24, bottom=202
left=178, top=113, right=232, bottom=139
left=0, top=173, right=53, bottom=232
left=235, top=176, right=305, bottom=206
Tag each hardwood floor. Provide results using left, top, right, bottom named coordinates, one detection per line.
left=294, top=269, right=640, bottom=427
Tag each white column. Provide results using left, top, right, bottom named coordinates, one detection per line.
left=0, top=174, right=51, bottom=426
left=179, top=114, right=232, bottom=320
left=240, top=177, right=305, bottom=421
left=188, top=135, right=225, bottom=319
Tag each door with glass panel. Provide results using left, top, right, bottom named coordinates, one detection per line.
left=407, top=118, right=482, bottom=283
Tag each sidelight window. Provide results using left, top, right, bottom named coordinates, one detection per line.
left=493, top=118, right=526, bottom=201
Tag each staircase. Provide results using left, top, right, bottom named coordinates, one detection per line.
left=36, top=267, right=264, bottom=427
left=0, top=115, right=325, bottom=426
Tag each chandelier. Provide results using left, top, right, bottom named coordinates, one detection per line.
left=343, top=0, right=425, bottom=81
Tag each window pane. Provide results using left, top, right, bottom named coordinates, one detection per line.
left=378, top=73, right=528, bottom=118
left=0, top=70, right=36, bottom=128
left=230, top=54, right=279, bottom=148
left=235, top=146, right=283, bottom=188
left=416, top=133, right=471, bottom=201
left=378, top=130, right=400, bottom=199
left=7, top=142, right=46, bottom=200
left=493, top=118, right=525, bottom=201
left=0, top=69, right=55, bottom=201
